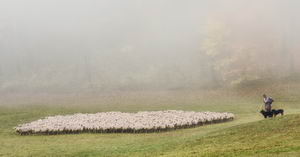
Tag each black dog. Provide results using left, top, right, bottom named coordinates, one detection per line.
left=272, top=109, right=284, bottom=117
left=260, top=110, right=273, bottom=118
left=260, top=109, right=284, bottom=118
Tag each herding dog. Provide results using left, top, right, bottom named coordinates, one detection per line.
left=272, top=109, right=284, bottom=117
left=260, top=109, right=284, bottom=118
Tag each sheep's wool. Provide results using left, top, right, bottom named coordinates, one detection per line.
left=15, top=110, right=234, bottom=135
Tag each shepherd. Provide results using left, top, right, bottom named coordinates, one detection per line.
left=263, top=94, right=274, bottom=112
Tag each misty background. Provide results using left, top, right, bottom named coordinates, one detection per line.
left=0, top=0, right=300, bottom=101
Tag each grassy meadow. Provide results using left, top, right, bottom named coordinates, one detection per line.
left=1, top=81, right=300, bottom=157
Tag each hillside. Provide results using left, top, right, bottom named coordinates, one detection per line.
left=1, top=86, right=300, bottom=157
left=162, top=114, right=300, bottom=157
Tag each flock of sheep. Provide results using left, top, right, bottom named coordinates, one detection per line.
left=15, top=110, right=234, bottom=135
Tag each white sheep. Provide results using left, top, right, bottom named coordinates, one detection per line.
left=15, top=110, right=234, bottom=135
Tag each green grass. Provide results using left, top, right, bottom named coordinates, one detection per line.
left=1, top=86, right=300, bottom=157
left=162, top=114, right=300, bottom=157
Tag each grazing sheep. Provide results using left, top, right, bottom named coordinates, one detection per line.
left=15, top=110, right=234, bottom=135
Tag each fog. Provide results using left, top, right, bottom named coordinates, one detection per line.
left=0, top=0, right=300, bottom=95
